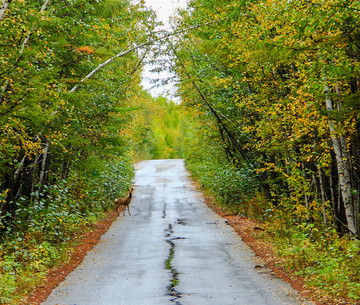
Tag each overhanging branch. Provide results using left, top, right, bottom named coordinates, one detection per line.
left=68, top=21, right=220, bottom=93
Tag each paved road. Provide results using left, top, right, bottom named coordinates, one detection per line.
left=43, top=159, right=311, bottom=305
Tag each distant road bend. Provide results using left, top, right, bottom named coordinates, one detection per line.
left=43, top=159, right=312, bottom=305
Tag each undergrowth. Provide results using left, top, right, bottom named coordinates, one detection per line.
left=0, top=158, right=134, bottom=304
left=185, top=152, right=260, bottom=216
left=267, top=220, right=360, bottom=301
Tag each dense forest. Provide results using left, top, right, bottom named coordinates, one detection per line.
left=1, top=0, right=360, bottom=303
left=0, top=0, right=161, bottom=302
left=171, top=0, right=360, bottom=301
left=174, top=0, right=360, bottom=236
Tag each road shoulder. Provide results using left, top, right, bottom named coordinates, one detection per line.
left=25, top=210, right=119, bottom=305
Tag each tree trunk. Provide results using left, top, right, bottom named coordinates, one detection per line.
left=39, top=140, right=50, bottom=187
left=13, top=155, right=26, bottom=183
left=317, top=167, right=328, bottom=225
left=0, top=0, right=11, bottom=21
left=301, top=161, right=311, bottom=224
left=60, top=160, right=70, bottom=180
left=324, top=82, right=358, bottom=235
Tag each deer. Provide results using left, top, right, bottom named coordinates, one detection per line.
left=114, top=187, right=134, bottom=216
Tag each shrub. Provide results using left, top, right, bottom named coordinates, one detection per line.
left=0, top=157, right=134, bottom=304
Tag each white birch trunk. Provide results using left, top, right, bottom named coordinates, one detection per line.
left=39, top=141, right=50, bottom=186
left=0, top=0, right=11, bottom=21
left=13, top=155, right=26, bottom=182
left=69, top=41, right=156, bottom=93
left=324, top=83, right=357, bottom=235
left=301, top=161, right=311, bottom=224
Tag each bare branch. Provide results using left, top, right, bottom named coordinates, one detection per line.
left=68, top=21, right=219, bottom=93
left=69, top=41, right=153, bottom=93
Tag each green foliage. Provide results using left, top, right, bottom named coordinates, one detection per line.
left=188, top=159, right=260, bottom=215
left=0, top=0, right=151, bottom=302
left=272, top=224, right=360, bottom=300
left=174, top=0, right=360, bottom=228
left=174, top=0, right=360, bottom=301
left=92, top=157, right=135, bottom=202
left=0, top=156, right=134, bottom=304
left=183, top=112, right=260, bottom=215
left=1, top=0, right=359, bottom=302
left=129, top=95, right=190, bottom=161
left=0, top=0, right=155, bottom=211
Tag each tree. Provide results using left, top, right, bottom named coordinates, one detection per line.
left=0, top=0, right=157, bottom=229
left=173, top=0, right=360, bottom=235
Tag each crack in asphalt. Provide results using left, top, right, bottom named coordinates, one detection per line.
left=164, top=224, right=183, bottom=305
left=162, top=202, right=167, bottom=219
left=175, top=218, right=186, bottom=225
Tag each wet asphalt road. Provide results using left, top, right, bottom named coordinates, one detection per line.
left=43, top=159, right=312, bottom=305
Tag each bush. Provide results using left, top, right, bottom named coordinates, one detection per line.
left=270, top=223, right=360, bottom=300
left=185, top=149, right=259, bottom=215
left=0, top=157, right=134, bottom=304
